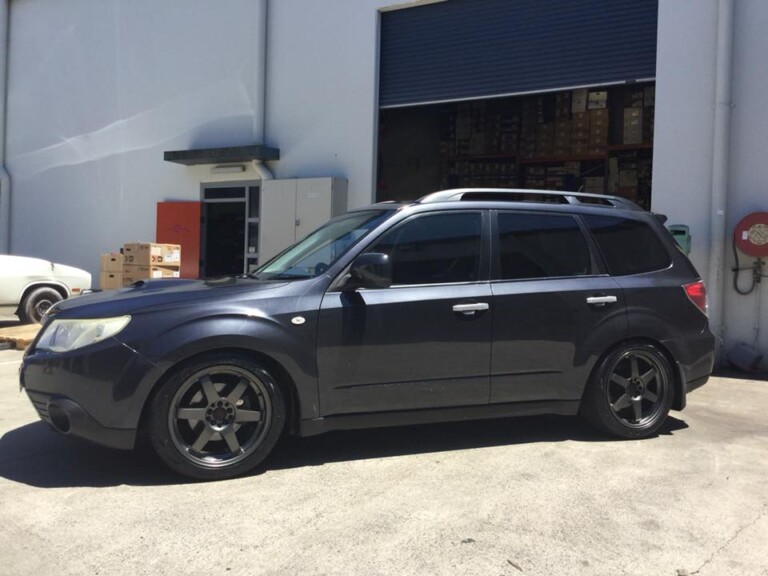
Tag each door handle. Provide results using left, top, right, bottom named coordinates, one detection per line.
left=586, top=295, right=618, bottom=307
left=452, top=302, right=490, bottom=315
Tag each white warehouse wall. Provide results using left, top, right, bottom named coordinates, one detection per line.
left=721, top=0, right=768, bottom=359
left=266, top=0, right=416, bottom=209
left=6, top=0, right=266, bottom=275
left=654, top=0, right=768, bottom=361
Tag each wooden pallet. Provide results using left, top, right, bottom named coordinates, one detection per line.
left=0, top=324, right=41, bottom=350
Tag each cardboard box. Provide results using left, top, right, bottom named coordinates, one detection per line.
left=99, top=253, right=124, bottom=272
left=587, top=91, right=608, bottom=109
left=571, top=89, right=588, bottom=113
left=623, top=108, right=644, bottom=144
left=571, top=112, right=590, bottom=130
left=99, top=272, right=123, bottom=291
left=619, top=170, right=638, bottom=187
left=590, top=108, right=610, bottom=126
left=123, top=243, right=181, bottom=268
left=123, top=265, right=181, bottom=285
left=583, top=177, right=605, bottom=193
left=644, top=85, right=656, bottom=107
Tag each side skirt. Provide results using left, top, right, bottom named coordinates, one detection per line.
left=299, top=400, right=580, bottom=437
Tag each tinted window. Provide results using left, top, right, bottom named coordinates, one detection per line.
left=368, top=212, right=482, bottom=285
left=583, top=214, right=671, bottom=276
left=497, top=213, right=591, bottom=280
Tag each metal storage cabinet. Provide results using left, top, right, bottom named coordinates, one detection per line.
left=259, top=177, right=348, bottom=263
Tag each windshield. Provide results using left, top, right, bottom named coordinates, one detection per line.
left=255, top=210, right=393, bottom=279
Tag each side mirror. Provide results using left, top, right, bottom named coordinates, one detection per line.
left=345, top=253, right=392, bottom=290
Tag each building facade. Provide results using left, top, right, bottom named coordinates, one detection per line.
left=0, top=0, right=765, bottom=366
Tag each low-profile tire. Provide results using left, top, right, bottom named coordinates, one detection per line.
left=20, top=287, right=63, bottom=324
left=147, top=353, right=286, bottom=481
left=581, top=342, right=675, bottom=439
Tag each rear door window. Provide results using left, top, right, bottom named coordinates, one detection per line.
left=583, top=214, right=671, bottom=276
left=496, top=212, right=592, bottom=280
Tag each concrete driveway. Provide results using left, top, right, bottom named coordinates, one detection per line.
left=1, top=348, right=766, bottom=576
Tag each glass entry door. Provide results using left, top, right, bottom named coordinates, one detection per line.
left=201, top=184, right=260, bottom=277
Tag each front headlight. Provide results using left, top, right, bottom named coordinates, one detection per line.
left=36, top=316, right=131, bottom=353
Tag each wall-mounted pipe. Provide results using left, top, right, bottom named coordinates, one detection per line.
left=0, top=0, right=11, bottom=254
left=252, top=0, right=273, bottom=181
left=706, top=0, right=735, bottom=361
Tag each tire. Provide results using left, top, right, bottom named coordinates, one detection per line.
left=147, top=353, right=286, bottom=480
left=581, top=342, right=674, bottom=439
left=20, top=287, right=63, bottom=324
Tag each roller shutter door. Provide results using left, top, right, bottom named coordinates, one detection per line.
left=380, top=0, right=658, bottom=108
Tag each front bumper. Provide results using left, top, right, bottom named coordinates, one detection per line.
left=20, top=337, right=161, bottom=450
left=25, top=391, right=135, bottom=449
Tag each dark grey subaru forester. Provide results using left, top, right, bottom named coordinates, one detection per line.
left=20, top=189, right=715, bottom=480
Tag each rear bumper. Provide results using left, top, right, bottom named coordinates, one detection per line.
left=664, top=327, right=715, bottom=410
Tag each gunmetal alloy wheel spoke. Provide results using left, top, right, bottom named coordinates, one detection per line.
left=177, top=408, right=207, bottom=421
left=612, top=394, right=632, bottom=411
left=227, top=378, right=249, bottom=403
left=630, top=356, right=640, bottom=379
left=222, top=427, right=241, bottom=453
left=200, top=376, right=219, bottom=404
left=643, top=389, right=659, bottom=403
left=640, top=368, right=657, bottom=386
left=611, top=373, right=630, bottom=390
left=235, top=409, right=263, bottom=423
left=631, top=398, right=643, bottom=422
left=190, top=426, right=215, bottom=453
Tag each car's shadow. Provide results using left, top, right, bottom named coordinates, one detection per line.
left=0, top=415, right=689, bottom=489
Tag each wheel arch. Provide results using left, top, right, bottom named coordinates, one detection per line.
left=581, top=336, right=685, bottom=412
left=136, top=346, right=303, bottom=447
left=16, top=282, right=68, bottom=310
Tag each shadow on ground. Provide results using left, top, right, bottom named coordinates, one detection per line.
left=0, top=413, right=689, bottom=489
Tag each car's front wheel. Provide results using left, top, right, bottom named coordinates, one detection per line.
left=581, top=342, right=675, bottom=439
left=20, top=286, right=63, bottom=324
left=147, top=353, right=286, bottom=480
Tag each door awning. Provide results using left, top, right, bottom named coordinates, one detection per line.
left=163, top=144, right=280, bottom=166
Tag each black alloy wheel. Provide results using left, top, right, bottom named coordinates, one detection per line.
left=581, top=342, right=674, bottom=439
left=148, top=354, right=285, bottom=480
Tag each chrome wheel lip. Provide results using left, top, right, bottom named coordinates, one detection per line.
left=168, top=365, right=272, bottom=469
left=605, top=350, right=669, bottom=429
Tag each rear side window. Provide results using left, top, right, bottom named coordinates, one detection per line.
left=497, top=212, right=591, bottom=280
left=583, top=214, right=671, bottom=276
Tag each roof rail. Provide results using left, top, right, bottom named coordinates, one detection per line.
left=417, top=188, right=643, bottom=210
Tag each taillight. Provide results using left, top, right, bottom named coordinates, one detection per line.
left=683, top=281, right=708, bottom=316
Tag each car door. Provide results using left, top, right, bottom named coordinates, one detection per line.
left=490, top=210, right=628, bottom=404
left=316, top=210, right=492, bottom=415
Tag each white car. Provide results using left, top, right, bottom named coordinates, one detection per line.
left=0, top=255, right=92, bottom=324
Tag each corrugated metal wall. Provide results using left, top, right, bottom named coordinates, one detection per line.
left=380, top=0, right=658, bottom=108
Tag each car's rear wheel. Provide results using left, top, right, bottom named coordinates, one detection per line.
left=147, top=354, right=285, bottom=480
left=20, top=287, right=63, bottom=324
left=581, top=342, right=674, bottom=439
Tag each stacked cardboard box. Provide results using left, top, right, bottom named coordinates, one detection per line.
left=623, top=108, right=643, bottom=144
left=571, top=112, right=590, bottom=156
left=589, top=108, right=609, bottom=154
left=553, top=120, right=571, bottom=156
left=122, top=242, right=181, bottom=286
left=583, top=177, right=605, bottom=193
left=99, top=253, right=124, bottom=290
left=571, top=89, right=588, bottom=114
left=587, top=90, right=608, bottom=110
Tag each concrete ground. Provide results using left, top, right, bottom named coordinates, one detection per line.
left=0, top=349, right=766, bottom=576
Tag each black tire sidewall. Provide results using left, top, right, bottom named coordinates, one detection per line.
left=582, top=342, right=674, bottom=439
left=22, top=287, right=63, bottom=324
left=148, top=354, right=286, bottom=481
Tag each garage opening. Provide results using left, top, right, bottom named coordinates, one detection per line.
left=377, top=0, right=658, bottom=208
